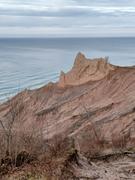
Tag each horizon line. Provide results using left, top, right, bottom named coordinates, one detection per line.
left=1, top=36, right=135, bottom=39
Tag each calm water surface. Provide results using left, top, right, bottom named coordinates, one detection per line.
left=0, top=37, right=135, bottom=101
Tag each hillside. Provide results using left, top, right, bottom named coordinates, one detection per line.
left=0, top=53, right=135, bottom=179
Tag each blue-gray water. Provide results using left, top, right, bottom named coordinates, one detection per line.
left=0, top=37, right=135, bottom=102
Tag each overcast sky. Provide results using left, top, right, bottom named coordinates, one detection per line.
left=0, top=0, right=135, bottom=37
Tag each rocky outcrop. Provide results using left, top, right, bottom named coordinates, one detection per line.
left=58, top=52, right=115, bottom=87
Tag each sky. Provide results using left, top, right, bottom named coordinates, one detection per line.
left=0, top=0, right=135, bottom=37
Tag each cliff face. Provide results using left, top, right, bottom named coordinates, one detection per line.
left=58, top=52, right=115, bottom=87
left=0, top=53, right=135, bottom=153
left=1, top=53, right=135, bottom=179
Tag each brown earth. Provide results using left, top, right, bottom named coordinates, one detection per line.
left=0, top=52, right=135, bottom=179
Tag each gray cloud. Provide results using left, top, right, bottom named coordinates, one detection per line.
left=0, top=0, right=135, bottom=37
left=1, top=4, right=135, bottom=17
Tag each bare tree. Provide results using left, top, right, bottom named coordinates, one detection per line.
left=0, top=94, right=24, bottom=156
left=82, top=103, right=103, bottom=145
left=80, top=103, right=106, bottom=157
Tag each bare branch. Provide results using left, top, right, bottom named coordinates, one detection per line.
left=0, top=118, right=8, bottom=137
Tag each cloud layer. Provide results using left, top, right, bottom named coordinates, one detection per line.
left=0, top=0, right=135, bottom=37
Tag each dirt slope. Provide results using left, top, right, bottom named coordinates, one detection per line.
left=0, top=52, right=135, bottom=179
left=1, top=53, right=135, bottom=148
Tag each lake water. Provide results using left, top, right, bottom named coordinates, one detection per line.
left=0, top=37, right=135, bottom=102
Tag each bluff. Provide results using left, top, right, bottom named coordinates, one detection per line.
left=58, top=52, right=115, bottom=87
left=0, top=52, right=135, bottom=148
left=0, top=53, right=135, bottom=179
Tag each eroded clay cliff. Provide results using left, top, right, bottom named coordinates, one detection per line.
left=0, top=53, right=135, bottom=179
left=58, top=52, right=115, bottom=87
